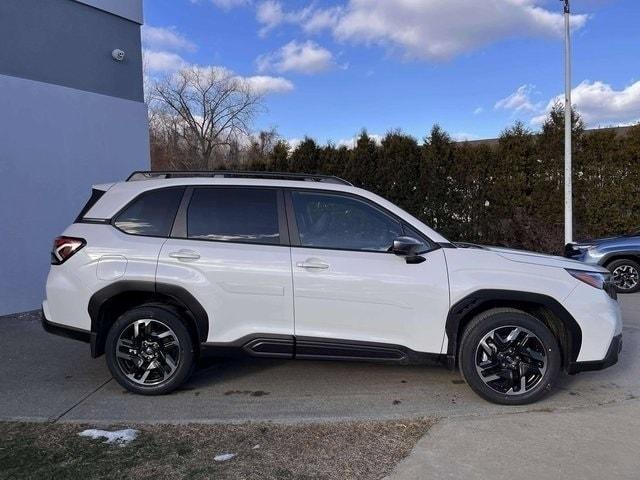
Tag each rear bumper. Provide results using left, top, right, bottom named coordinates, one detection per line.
left=41, top=307, right=91, bottom=344
left=568, top=333, right=622, bottom=374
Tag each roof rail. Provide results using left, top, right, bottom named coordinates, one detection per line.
left=126, top=170, right=353, bottom=186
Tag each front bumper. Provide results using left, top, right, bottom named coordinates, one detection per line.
left=568, top=333, right=622, bottom=374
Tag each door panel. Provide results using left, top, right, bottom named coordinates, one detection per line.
left=287, top=189, right=450, bottom=354
left=291, top=247, right=450, bottom=353
left=156, top=186, right=294, bottom=344
left=157, top=239, right=294, bottom=343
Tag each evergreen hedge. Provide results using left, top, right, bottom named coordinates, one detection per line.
left=245, top=107, right=640, bottom=253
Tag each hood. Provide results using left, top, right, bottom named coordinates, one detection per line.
left=573, top=232, right=640, bottom=246
left=461, top=244, right=607, bottom=272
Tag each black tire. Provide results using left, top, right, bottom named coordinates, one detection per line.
left=459, top=308, right=561, bottom=405
left=105, top=305, right=195, bottom=395
left=606, top=258, right=640, bottom=294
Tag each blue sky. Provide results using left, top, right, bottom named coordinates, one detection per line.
left=143, top=0, right=639, bottom=145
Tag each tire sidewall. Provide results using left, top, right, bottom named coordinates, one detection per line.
left=105, top=306, right=195, bottom=395
left=459, top=311, right=561, bottom=405
left=607, top=259, right=640, bottom=294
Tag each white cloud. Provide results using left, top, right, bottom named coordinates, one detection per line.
left=143, top=54, right=293, bottom=95
left=260, top=0, right=588, bottom=61
left=240, top=75, right=294, bottom=94
left=256, top=1, right=317, bottom=36
left=532, top=80, right=640, bottom=126
left=257, top=41, right=334, bottom=74
left=302, top=7, right=343, bottom=33
left=210, top=0, right=251, bottom=9
left=286, top=137, right=305, bottom=151
left=495, top=84, right=540, bottom=112
left=142, top=25, right=197, bottom=52
left=473, top=107, right=484, bottom=115
left=144, top=50, right=188, bottom=73
left=256, top=0, right=286, bottom=34
left=335, top=134, right=383, bottom=149
left=452, top=132, right=480, bottom=141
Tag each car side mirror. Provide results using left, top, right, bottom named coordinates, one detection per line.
left=391, top=236, right=427, bottom=264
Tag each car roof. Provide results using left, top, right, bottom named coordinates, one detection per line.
left=84, top=177, right=450, bottom=243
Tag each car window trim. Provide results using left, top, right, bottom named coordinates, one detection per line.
left=284, top=188, right=438, bottom=254
left=170, top=185, right=290, bottom=248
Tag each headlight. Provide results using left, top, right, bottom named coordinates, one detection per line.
left=566, top=269, right=609, bottom=289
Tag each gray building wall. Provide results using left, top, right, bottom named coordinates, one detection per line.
left=0, top=0, right=144, bottom=101
left=0, top=0, right=149, bottom=315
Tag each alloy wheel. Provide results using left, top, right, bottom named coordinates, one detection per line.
left=612, top=265, right=639, bottom=291
left=475, top=325, right=547, bottom=396
left=115, top=319, right=181, bottom=386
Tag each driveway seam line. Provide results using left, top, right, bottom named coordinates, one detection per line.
left=52, top=377, right=113, bottom=423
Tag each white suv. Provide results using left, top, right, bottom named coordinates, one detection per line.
left=42, top=171, right=623, bottom=404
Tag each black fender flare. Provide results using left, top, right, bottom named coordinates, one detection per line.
left=444, top=289, right=582, bottom=370
left=88, top=281, right=209, bottom=354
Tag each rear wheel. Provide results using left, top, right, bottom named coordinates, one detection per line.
left=105, top=305, right=195, bottom=395
left=607, top=258, right=640, bottom=294
left=459, top=308, right=561, bottom=405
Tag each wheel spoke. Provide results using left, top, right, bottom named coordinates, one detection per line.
left=479, top=338, right=494, bottom=356
left=164, top=354, right=177, bottom=372
left=116, top=350, right=136, bottom=362
left=118, top=338, right=135, bottom=348
left=139, top=365, right=152, bottom=383
left=505, top=327, right=521, bottom=345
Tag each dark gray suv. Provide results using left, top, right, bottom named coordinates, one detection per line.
left=565, top=231, right=640, bottom=293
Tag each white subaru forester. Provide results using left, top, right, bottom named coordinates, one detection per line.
left=43, top=171, right=623, bottom=405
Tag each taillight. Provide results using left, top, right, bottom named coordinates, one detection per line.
left=51, top=236, right=86, bottom=265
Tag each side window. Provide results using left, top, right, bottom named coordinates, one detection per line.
left=291, top=191, right=403, bottom=252
left=114, top=188, right=184, bottom=237
left=187, top=187, right=280, bottom=244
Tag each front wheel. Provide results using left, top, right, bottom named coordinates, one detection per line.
left=459, top=308, right=561, bottom=405
left=607, top=258, right=640, bottom=294
left=105, top=305, right=195, bottom=395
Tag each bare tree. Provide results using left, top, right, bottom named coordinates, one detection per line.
left=150, top=66, right=264, bottom=169
left=245, top=128, right=280, bottom=165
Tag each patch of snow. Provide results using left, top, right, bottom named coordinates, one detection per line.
left=252, top=444, right=260, bottom=450
left=78, top=428, right=138, bottom=446
left=214, top=453, right=236, bottom=462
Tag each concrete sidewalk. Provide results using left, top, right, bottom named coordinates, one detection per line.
left=387, top=294, right=640, bottom=480
left=387, top=400, right=640, bottom=480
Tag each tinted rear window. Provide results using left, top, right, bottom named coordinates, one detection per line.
left=187, top=187, right=280, bottom=244
left=114, top=188, right=184, bottom=237
left=75, top=188, right=106, bottom=222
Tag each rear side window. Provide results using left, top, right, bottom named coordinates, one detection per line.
left=75, top=188, right=106, bottom=222
left=187, top=187, right=280, bottom=244
left=114, top=188, right=184, bottom=237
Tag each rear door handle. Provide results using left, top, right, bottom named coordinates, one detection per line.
left=296, top=261, right=329, bottom=270
left=169, top=250, right=200, bottom=261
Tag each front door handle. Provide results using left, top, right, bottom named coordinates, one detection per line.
left=169, top=250, right=200, bottom=261
left=296, top=261, right=329, bottom=270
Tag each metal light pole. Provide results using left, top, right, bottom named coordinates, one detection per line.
left=562, top=0, right=573, bottom=245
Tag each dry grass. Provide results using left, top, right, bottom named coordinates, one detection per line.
left=0, top=418, right=435, bottom=480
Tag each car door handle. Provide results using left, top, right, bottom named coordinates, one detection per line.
left=296, top=261, right=329, bottom=270
left=169, top=250, right=200, bottom=261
